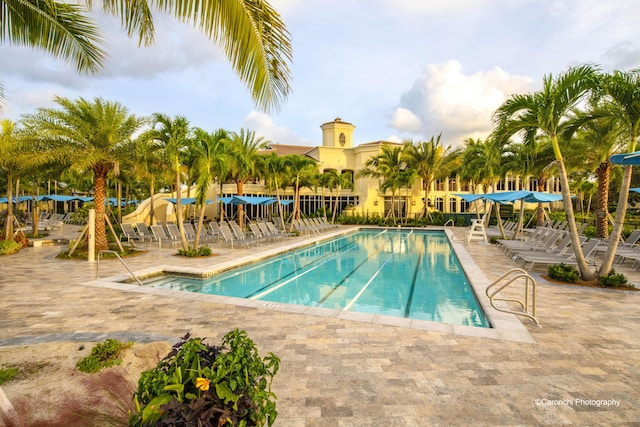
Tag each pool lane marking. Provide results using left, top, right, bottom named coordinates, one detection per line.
left=335, top=230, right=415, bottom=310
left=255, top=230, right=400, bottom=307
left=247, top=239, right=362, bottom=300
left=404, top=238, right=425, bottom=318
left=247, top=229, right=390, bottom=300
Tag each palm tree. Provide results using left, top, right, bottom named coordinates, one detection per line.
left=459, top=137, right=508, bottom=236
left=501, top=140, right=556, bottom=237
left=191, top=128, right=228, bottom=248
left=402, top=135, right=461, bottom=219
left=225, top=129, right=268, bottom=228
left=283, top=154, right=318, bottom=228
left=132, top=133, right=170, bottom=226
left=594, top=70, right=640, bottom=276
left=493, top=64, right=598, bottom=280
left=147, top=113, right=192, bottom=250
left=0, top=119, right=24, bottom=239
left=21, top=96, right=144, bottom=252
left=2, top=0, right=292, bottom=111
left=358, top=145, right=406, bottom=220
left=260, top=153, right=291, bottom=230
left=563, top=113, right=624, bottom=238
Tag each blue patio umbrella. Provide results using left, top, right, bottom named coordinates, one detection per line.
left=610, top=151, right=640, bottom=165
left=631, top=188, right=640, bottom=194
left=165, top=198, right=213, bottom=205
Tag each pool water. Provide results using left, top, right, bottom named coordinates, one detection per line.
left=145, top=229, right=490, bottom=328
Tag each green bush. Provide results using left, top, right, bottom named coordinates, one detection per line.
left=76, top=339, right=133, bottom=373
left=547, top=263, right=580, bottom=283
left=131, top=330, right=279, bottom=427
left=0, top=239, right=22, bottom=255
left=177, top=245, right=212, bottom=257
left=599, top=269, right=629, bottom=288
left=0, top=367, right=19, bottom=385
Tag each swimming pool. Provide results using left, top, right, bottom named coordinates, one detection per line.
left=143, top=229, right=490, bottom=328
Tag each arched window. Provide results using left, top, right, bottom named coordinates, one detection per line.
left=435, top=197, right=444, bottom=211
left=449, top=197, right=457, bottom=213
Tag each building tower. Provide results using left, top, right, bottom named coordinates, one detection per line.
left=320, top=117, right=355, bottom=148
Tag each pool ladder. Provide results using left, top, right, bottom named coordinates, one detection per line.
left=486, top=268, right=540, bottom=326
left=96, top=250, right=143, bottom=286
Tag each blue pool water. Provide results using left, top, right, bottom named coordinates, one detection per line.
left=145, top=229, right=490, bottom=328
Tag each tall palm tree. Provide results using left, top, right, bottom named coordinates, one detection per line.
left=147, top=113, right=192, bottom=250
left=359, top=145, right=407, bottom=219
left=0, top=119, right=24, bottom=239
left=563, top=113, right=624, bottom=238
left=2, top=0, right=292, bottom=111
left=402, top=135, right=461, bottom=218
left=493, top=64, right=598, bottom=280
left=21, top=96, right=144, bottom=252
left=191, top=128, right=228, bottom=248
left=594, top=70, right=640, bottom=276
left=225, top=129, right=267, bottom=228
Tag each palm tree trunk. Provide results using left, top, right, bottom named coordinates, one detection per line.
left=535, top=179, right=547, bottom=226
left=4, top=171, right=14, bottom=239
left=174, top=161, right=189, bottom=251
left=332, top=187, right=340, bottom=223
left=237, top=181, right=245, bottom=229
left=595, top=161, right=611, bottom=239
left=274, top=181, right=286, bottom=230
left=149, top=174, right=156, bottom=225
left=93, top=168, right=109, bottom=252
left=600, top=164, right=634, bottom=276
left=194, top=204, right=206, bottom=249
left=553, top=145, right=594, bottom=281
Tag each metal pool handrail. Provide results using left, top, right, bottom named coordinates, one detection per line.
left=485, top=267, right=540, bottom=326
left=96, top=250, right=144, bottom=286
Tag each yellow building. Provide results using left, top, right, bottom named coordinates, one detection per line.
left=125, top=117, right=563, bottom=224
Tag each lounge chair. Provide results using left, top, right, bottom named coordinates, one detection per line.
left=266, top=221, right=295, bottom=239
left=226, top=220, right=260, bottom=246
left=516, top=238, right=601, bottom=270
left=150, top=225, right=178, bottom=247
left=135, top=222, right=156, bottom=242
left=120, top=223, right=145, bottom=243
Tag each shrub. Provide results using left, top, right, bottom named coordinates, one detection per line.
left=177, top=246, right=212, bottom=257
left=76, top=339, right=133, bottom=373
left=0, top=239, right=22, bottom=255
left=547, top=263, right=580, bottom=283
left=0, top=366, right=19, bottom=385
left=599, top=269, right=629, bottom=288
left=131, top=330, right=279, bottom=427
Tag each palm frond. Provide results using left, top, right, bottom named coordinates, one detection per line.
left=1, top=0, right=106, bottom=74
left=150, top=0, right=292, bottom=112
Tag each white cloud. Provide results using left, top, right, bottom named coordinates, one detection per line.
left=392, top=60, right=535, bottom=147
left=242, top=111, right=315, bottom=146
left=391, top=108, right=422, bottom=133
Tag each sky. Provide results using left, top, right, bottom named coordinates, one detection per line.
left=2, top=0, right=640, bottom=149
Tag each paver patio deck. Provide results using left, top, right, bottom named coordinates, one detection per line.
left=1, top=224, right=639, bottom=426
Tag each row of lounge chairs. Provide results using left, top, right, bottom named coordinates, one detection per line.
left=120, top=218, right=326, bottom=248
left=291, top=218, right=340, bottom=235
left=594, top=229, right=640, bottom=268
left=495, top=223, right=599, bottom=270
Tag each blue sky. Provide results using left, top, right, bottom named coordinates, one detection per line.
left=2, top=0, right=640, bottom=148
